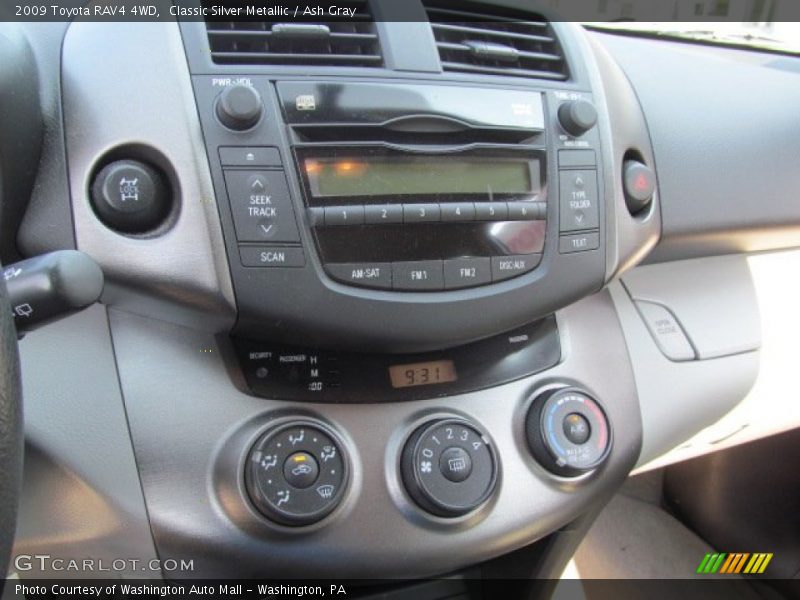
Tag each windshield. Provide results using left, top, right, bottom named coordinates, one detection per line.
left=587, top=21, right=800, bottom=55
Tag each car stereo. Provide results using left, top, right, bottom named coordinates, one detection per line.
left=190, top=76, right=605, bottom=352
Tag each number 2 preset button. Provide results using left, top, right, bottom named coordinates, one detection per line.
left=364, top=204, right=403, bottom=224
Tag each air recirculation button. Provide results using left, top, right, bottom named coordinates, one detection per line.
left=526, top=387, right=611, bottom=477
left=401, top=418, right=497, bottom=518
left=245, top=421, right=347, bottom=526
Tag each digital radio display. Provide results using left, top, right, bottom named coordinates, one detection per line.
left=304, top=156, right=538, bottom=198
left=388, top=360, right=458, bottom=389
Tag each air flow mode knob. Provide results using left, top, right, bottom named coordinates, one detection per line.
left=216, top=84, right=263, bottom=131
left=557, top=99, right=597, bottom=137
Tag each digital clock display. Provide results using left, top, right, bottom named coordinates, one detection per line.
left=388, top=360, right=457, bottom=389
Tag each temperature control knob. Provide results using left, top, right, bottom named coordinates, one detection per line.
left=245, top=420, right=347, bottom=526
left=216, top=84, right=263, bottom=131
left=526, top=387, right=611, bottom=476
left=401, top=418, right=497, bottom=517
left=557, top=99, right=597, bottom=137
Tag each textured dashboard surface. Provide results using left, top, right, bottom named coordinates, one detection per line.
left=594, top=32, right=800, bottom=261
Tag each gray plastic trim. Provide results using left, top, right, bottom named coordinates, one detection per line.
left=593, top=32, right=800, bottom=261
left=61, top=14, right=235, bottom=332
left=111, top=291, right=642, bottom=579
left=622, top=254, right=761, bottom=360
left=609, top=276, right=760, bottom=467
left=580, top=29, right=661, bottom=279
left=13, top=305, right=159, bottom=578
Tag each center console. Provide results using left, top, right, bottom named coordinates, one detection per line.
left=44, top=3, right=660, bottom=581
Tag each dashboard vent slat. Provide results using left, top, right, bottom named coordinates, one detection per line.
left=426, top=2, right=568, bottom=81
left=205, top=2, right=382, bottom=67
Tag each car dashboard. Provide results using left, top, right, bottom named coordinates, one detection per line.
left=4, top=0, right=800, bottom=586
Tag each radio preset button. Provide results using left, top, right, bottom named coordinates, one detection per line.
left=364, top=204, right=403, bottom=224
left=507, top=201, right=543, bottom=220
left=559, top=170, right=599, bottom=232
left=491, top=254, right=541, bottom=282
left=403, top=204, right=441, bottom=223
left=474, top=202, right=508, bottom=221
left=324, top=205, right=365, bottom=226
left=443, top=258, right=491, bottom=289
left=224, top=170, right=300, bottom=243
left=326, top=263, right=392, bottom=290
left=392, top=261, right=444, bottom=291
left=440, top=203, right=476, bottom=222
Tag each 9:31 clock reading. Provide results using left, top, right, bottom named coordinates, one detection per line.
left=388, top=360, right=458, bottom=389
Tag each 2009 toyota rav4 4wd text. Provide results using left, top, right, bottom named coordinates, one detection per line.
left=0, top=2, right=799, bottom=599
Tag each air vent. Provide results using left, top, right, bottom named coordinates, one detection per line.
left=426, top=2, right=568, bottom=81
left=205, top=2, right=382, bottom=67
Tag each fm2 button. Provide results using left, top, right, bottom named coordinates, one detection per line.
left=401, top=418, right=497, bottom=518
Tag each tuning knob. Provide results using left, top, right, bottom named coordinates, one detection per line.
left=557, top=100, right=597, bottom=137
left=216, top=84, right=263, bottom=131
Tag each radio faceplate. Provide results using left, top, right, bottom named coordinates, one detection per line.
left=190, top=75, right=606, bottom=352
left=293, top=144, right=547, bottom=290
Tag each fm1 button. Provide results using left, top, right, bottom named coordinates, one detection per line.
left=283, top=452, right=319, bottom=489
left=440, top=447, right=472, bottom=482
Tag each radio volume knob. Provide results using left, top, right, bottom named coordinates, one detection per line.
left=216, top=84, right=263, bottom=131
left=557, top=100, right=597, bottom=137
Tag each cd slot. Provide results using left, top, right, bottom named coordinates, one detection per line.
left=290, top=124, right=541, bottom=145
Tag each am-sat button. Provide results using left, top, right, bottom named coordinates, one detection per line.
left=326, top=263, right=392, bottom=290
left=491, top=254, right=542, bottom=282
